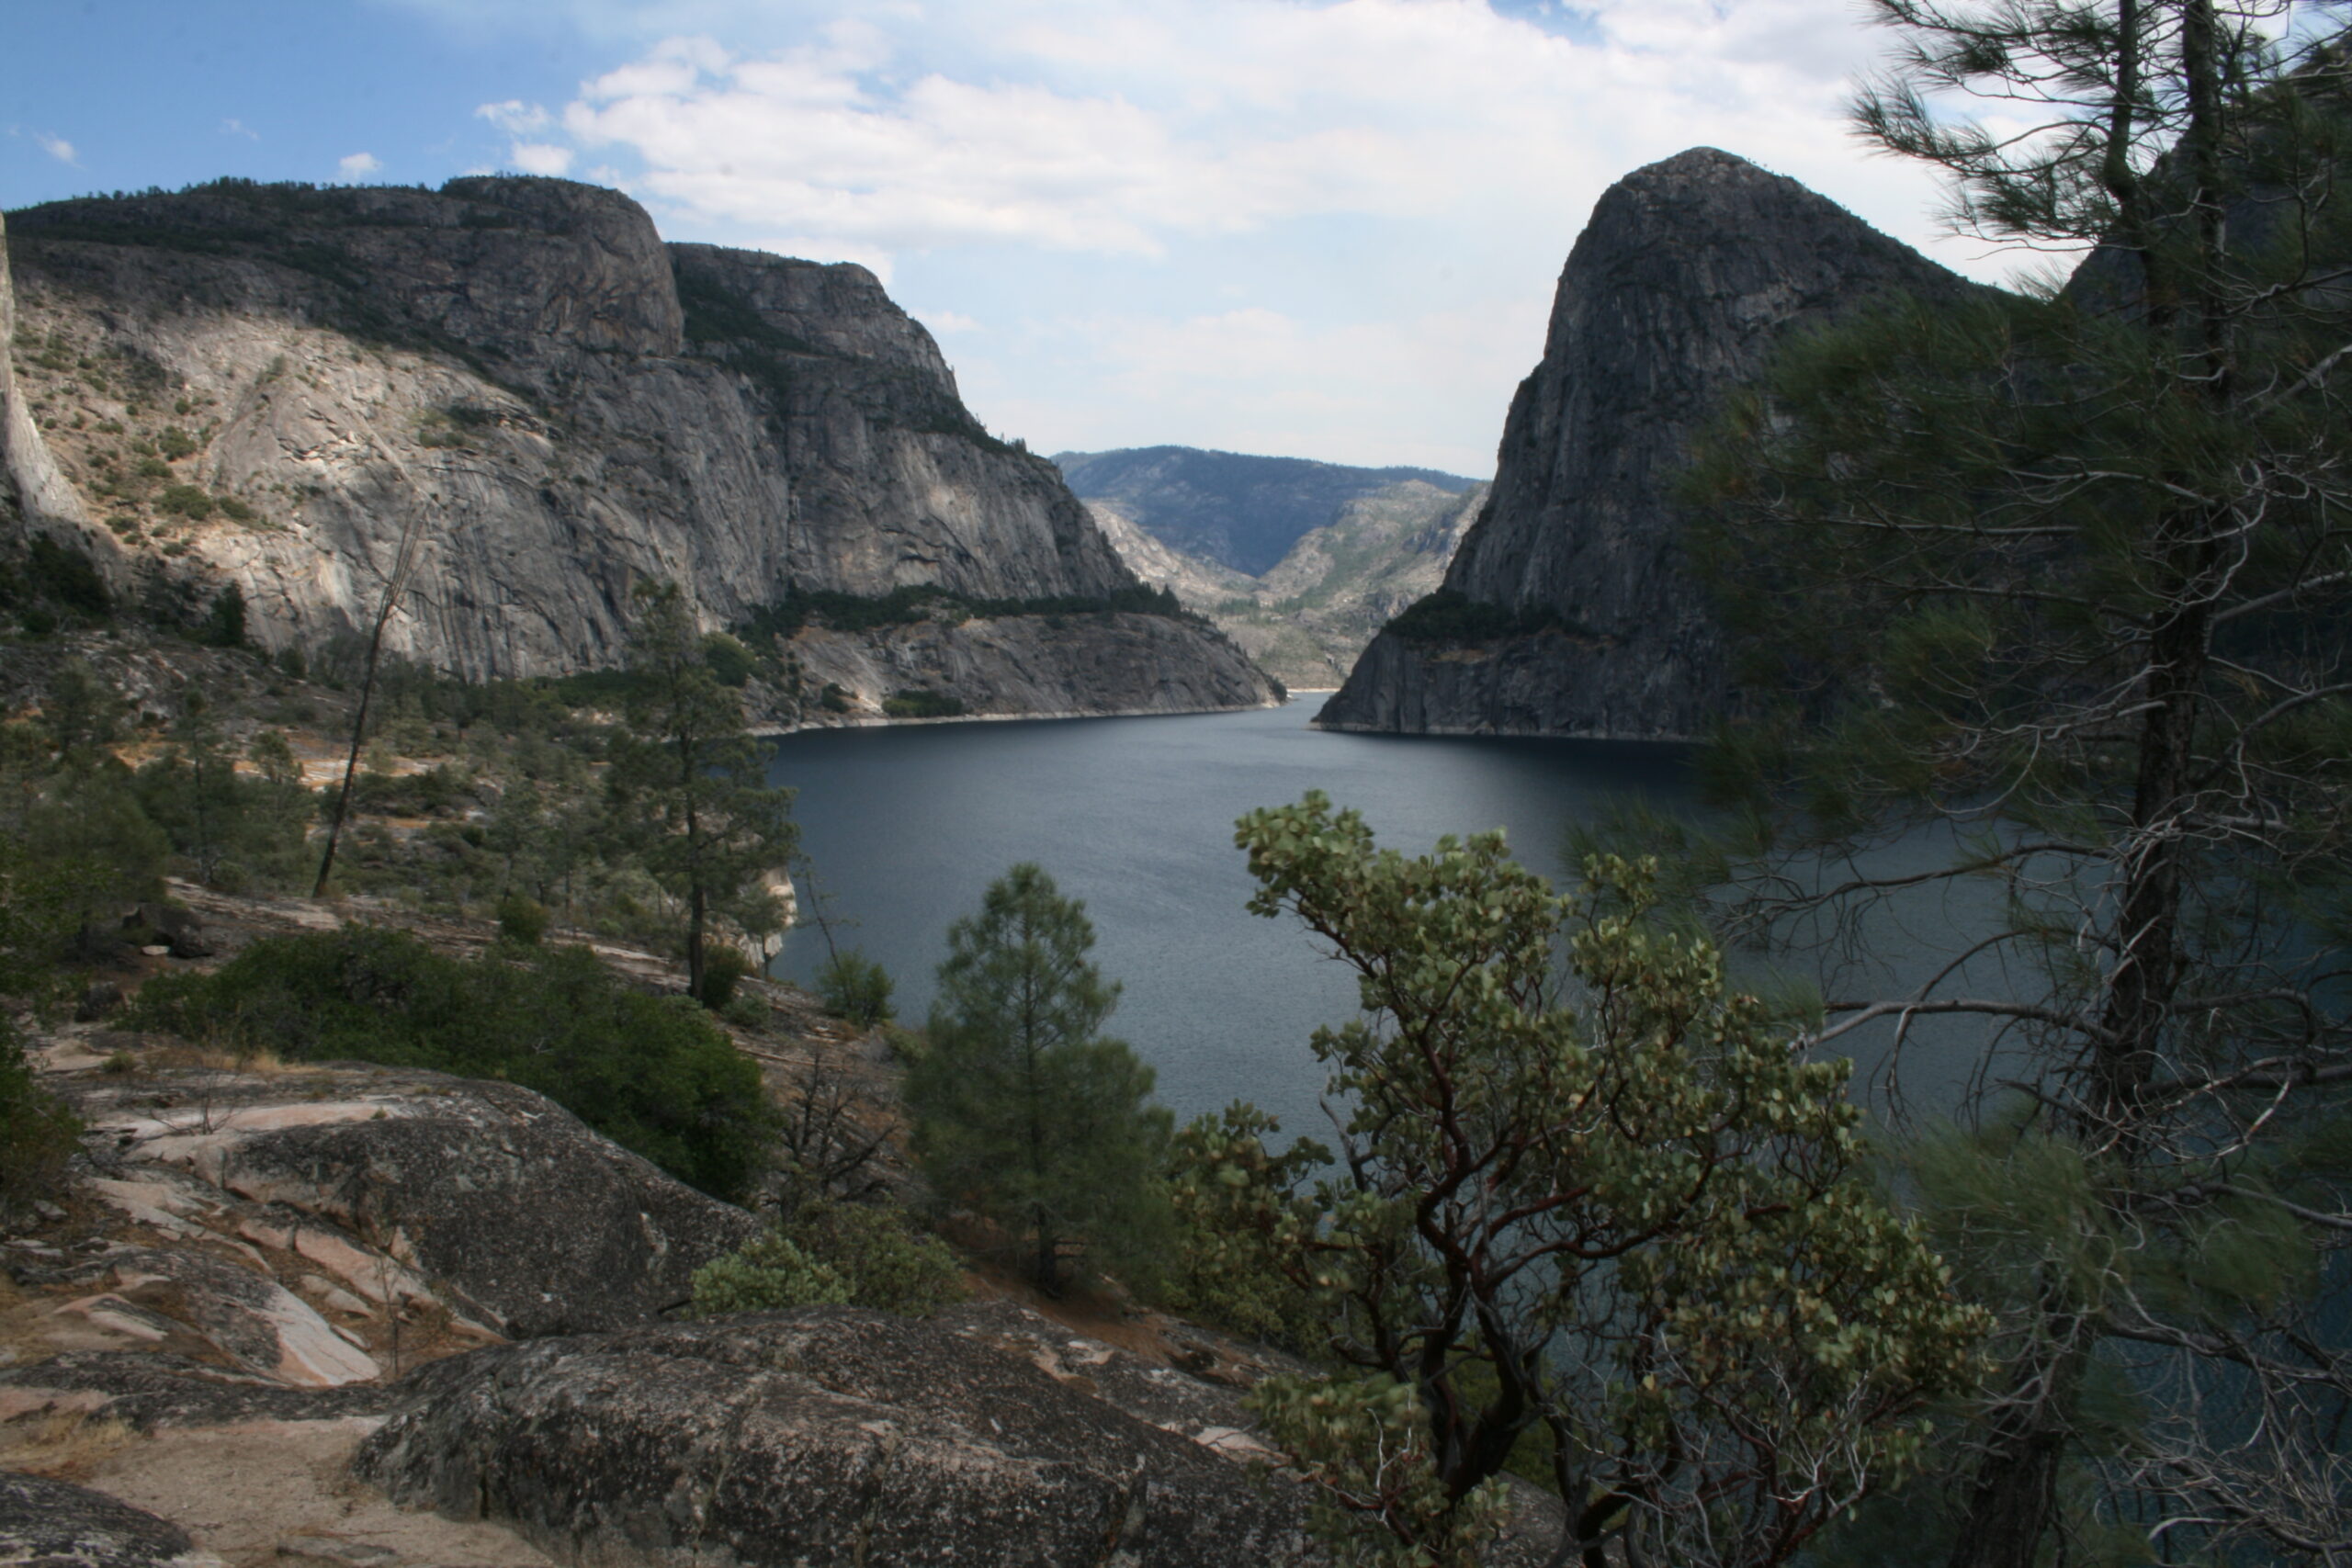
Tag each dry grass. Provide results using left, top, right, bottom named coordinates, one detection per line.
left=0, top=1407, right=139, bottom=1479
left=144, top=1043, right=295, bottom=1076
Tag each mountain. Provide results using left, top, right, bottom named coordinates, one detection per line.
left=1053, top=445, right=1480, bottom=577
left=1317, top=148, right=1972, bottom=739
left=0, top=177, right=1274, bottom=723
left=1090, top=479, right=1487, bottom=690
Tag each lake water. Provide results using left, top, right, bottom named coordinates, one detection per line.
left=765, top=697, right=1695, bottom=1135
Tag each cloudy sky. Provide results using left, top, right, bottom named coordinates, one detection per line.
left=5, top=0, right=2020, bottom=474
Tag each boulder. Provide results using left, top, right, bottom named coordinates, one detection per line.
left=65, top=1066, right=762, bottom=1338
left=119, top=907, right=209, bottom=963
left=0, top=1469, right=220, bottom=1568
left=354, top=1307, right=1314, bottom=1567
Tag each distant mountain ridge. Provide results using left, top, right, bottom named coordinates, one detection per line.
left=1053, top=446, right=1481, bottom=577
left=1083, top=478, right=1487, bottom=691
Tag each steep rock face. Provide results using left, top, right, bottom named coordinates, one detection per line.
left=1319, top=148, right=1968, bottom=738
left=783, top=610, right=1278, bottom=725
left=669, top=245, right=1133, bottom=604
left=0, top=212, right=107, bottom=566
left=0, top=178, right=1265, bottom=716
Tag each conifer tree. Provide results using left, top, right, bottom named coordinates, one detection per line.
left=1685, top=5, right=2352, bottom=1560
left=607, top=581, right=797, bottom=1003
left=905, top=863, right=1170, bottom=1295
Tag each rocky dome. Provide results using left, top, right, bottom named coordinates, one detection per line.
left=1318, top=147, right=1973, bottom=739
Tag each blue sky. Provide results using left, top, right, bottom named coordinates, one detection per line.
left=5, top=0, right=2016, bottom=473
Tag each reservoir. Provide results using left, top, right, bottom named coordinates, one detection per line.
left=766, top=697, right=1694, bottom=1134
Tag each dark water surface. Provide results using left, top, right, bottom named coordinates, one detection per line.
left=766, top=698, right=1694, bottom=1134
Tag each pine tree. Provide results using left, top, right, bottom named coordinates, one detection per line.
left=1684, top=6, right=2352, bottom=1560
left=607, top=581, right=797, bottom=1003
left=905, top=863, right=1170, bottom=1295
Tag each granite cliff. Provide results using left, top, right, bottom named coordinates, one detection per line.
left=1317, top=148, right=1969, bottom=739
left=0, top=178, right=1273, bottom=720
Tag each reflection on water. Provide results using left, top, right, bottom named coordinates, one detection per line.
left=766, top=699, right=1693, bottom=1133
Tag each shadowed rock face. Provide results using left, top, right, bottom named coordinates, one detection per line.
left=1318, top=148, right=1970, bottom=739
left=0, top=177, right=1272, bottom=717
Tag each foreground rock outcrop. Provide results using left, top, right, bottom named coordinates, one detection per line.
left=355, top=1307, right=1309, bottom=1568
left=0, top=1470, right=218, bottom=1568
left=44, top=1058, right=761, bottom=1346
left=1318, top=148, right=1970, bottom=738
left=3, top=1029, right=1576, bottom=1567
left=0, top=181, right=1273, bottom=719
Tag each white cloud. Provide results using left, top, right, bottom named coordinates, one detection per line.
left=510, top=141, right=577, bottom=175
left=220, top=118, right=261, bottom=141
left=406, top=0, right=2030, bottom=463
left=36, top=133, right=78, bottom=166
left=530, top=1, right=1978, bottom=277
left=993, top=297, right=1539, bottom=472
left=339, top=152, right=384, bottom=178
left=477, top=99, right=554, bottom=134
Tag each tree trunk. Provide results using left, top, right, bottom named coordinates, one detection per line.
left=1947, top=1316, right=2086, bottom=1568
left=1034, top=1208, right=1057, bottom=1297
left=313, top=622, right=388, bottom=897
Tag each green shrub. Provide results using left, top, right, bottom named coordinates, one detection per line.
left=132, top=927, right=776, bottom=1200
left=816, top=950, right=895, bottom=1027
left=819, top=682, right=852, bottom=714
left=690, top=1234, right=851, bottom=1314
left=158, top=484, right=216, bottom=520
left=1380, top=588, right=1589, bottom=646
left=737, top=583, right=1190, bottom=644
left=701, top=633, right=756, bottom=689
left=198, top=583, right=247, bottom=648
left=0, top=1027, right=81, bottom=1224
left=495, top=891, right=549, bottom=946
left=693, top=1200, right=967, bottom=1317
left=25, top=537, right=110, bottom=619
left=697, top=943, right=757, bottom=1010
left=882, top=688, right=966, bottom=719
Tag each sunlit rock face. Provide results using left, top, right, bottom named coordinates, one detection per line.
left=1318, top=148, right=1970, bottom=739
left=0, top=177, right=1270, bottom=718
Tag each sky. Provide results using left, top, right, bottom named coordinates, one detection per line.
left=3, top=0, right=2027, bottom=475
